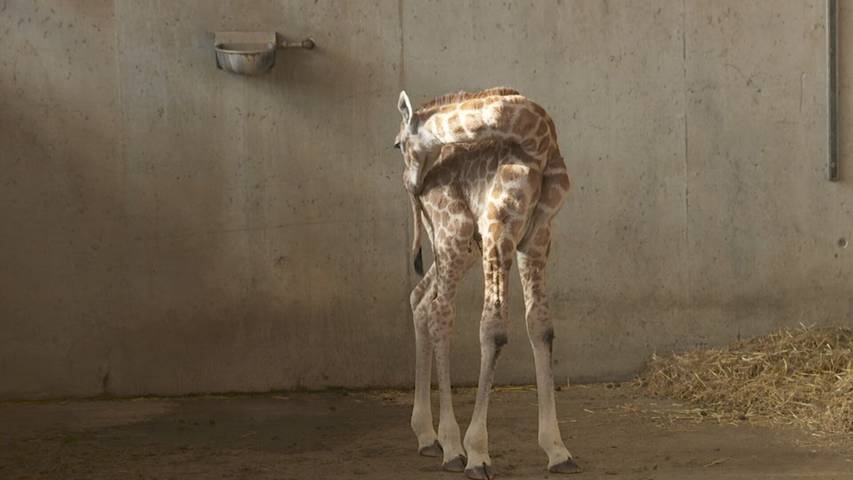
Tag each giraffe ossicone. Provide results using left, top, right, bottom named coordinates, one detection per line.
left=393, top=87, right=578, bottom=477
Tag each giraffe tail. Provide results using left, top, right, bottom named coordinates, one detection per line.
left=409, top=193, right=425, bottom=276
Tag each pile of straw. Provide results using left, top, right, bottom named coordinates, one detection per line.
left=637, top=325, right=853, bottom=435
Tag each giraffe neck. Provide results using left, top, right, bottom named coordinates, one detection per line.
left=417, top=127, right=443, bottom=158
left=420, top=101, right=505, bottom=145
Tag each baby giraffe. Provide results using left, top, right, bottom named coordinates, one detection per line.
left=393, top=88, right=578, bottom=478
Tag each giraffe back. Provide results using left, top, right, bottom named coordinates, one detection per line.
left=417, top=92, right=562, bottom=174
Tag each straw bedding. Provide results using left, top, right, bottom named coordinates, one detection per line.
left=637, top=325, right=853, bottom=436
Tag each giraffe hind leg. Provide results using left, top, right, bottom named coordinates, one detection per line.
left=517, top=222, right=579, bottom=473
left=463, top=232, right=516, bottom=479
left=410, top=265, right=438, bottom=455
left=514, top=154, right=579, bottom=473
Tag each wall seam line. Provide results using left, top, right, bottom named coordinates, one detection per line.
left=682, top=0, right=691, bottom=307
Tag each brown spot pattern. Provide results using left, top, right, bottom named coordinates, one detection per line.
left=508, top=219, right=524, bottom=236
left=509, top=188, right=526, bottom=205
left=521, top=138, right=537, bottom=152
left=487, top=203, right=499, bottom=220
left=499, top=238, right=513, bottom=255
left=554, top=171, right=571, bottom=190
left=499, top=165, right=526, bottom=183
left=513, top=108, right=538, bottom=136
left=463, top=114, right=483, bottom=133
left=447, top=114, right=462, bottom=136
left=540, top=188, right=560, bottom=207
left=535, top=228, right=549, bottom=245
left=433, top=117, right=446, bottom=138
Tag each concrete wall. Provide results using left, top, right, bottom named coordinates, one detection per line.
left=1, top=0, right=851, bottom=399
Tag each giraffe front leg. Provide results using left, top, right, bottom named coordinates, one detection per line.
left=429, top=274, right=466, bottom=472
left=433, top=332, right=466, bottom=471
left=410, top=267, right=440, bottom=456
left=463, top=243, right=511, bottom=480
left=412, top=307, right=440, bottom=456
left=517, top=249, right=580, bottom=474
left=417, top=206, right=477, bottom=471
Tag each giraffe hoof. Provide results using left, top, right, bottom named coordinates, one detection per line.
left=418, top=440, right=442, bottom=457
left=548, top=457, right=582, bottom=474
left=442, top=455, right=467, bottom=472
left=464, top=463, right=493, bottom=480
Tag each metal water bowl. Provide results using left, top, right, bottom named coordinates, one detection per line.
left=214, top=32, right=314, bottom=76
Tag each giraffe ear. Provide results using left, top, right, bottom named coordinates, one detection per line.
left=398, top=90, right=413, bottom=126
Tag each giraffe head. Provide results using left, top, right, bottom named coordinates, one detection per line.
left=394, top=91, right=440, bottom=195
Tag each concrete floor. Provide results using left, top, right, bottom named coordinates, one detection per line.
left=1, top=385, right=851, bottom=480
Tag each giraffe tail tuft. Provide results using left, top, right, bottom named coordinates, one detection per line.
left=413, top=247, right=424, bottom=276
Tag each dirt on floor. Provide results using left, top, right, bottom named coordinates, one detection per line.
left=1, top=384, right=852, bottom=480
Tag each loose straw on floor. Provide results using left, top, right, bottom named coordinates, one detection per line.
left=637, top=325, right=853, bottom=435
